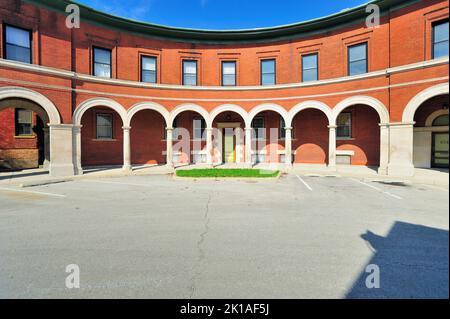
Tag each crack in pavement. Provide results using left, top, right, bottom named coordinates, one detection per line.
left=189, top=189, right=214, bottom=299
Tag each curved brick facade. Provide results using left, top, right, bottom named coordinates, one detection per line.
left=0, top=0, right=448, bottom=176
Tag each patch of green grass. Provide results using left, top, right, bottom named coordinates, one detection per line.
left=176, top=168, right=279, bottom=178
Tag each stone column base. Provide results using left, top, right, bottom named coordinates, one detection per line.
left=49, top=163, right=75, bottom=177
left=387, top=163, right=415, bottom=177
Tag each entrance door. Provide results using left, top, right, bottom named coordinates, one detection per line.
left=432, top=132, right=449, bottom=168
left=223, top=128, right=235, bottom=163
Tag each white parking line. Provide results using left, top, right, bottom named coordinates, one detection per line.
left=295, top=174, right=313, bottom=191
left=0, top=187, right=66, bottom=198
left=80, top=180, right=151, bottom=187
left=349, top=178, right=403, bottom=200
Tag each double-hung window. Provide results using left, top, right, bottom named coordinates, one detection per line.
left=348, top=43, right=368, bottom=76
left=433, top=20, right=449, bottom=59
left=96, top=113, right=113, bottom=139
left=336, top=113, right=352, bottom=139
left=302, top=53, right=318, bottom=82
left=93, top=47, right=112, bottom=78
left=193, top=118, right=206, bottom=140
left=5, top=25, right=32, bottom=63
left=261, top=59, right=276, bottom=85
left=279, top=117, right=286, bottom=139
left=252, top=117, right=265, bottom=140
left=183, top=60, right=197, bottom=86
left=222, top=61, right=236, bottom=86
left=141, top=56, right=157, bottom=83
left=15, top=109, right=33, bottom=136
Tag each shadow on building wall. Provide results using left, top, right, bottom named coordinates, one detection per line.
left=346, top=221, right=449, bottom=299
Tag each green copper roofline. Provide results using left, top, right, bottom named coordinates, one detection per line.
left=23, top=0, right=418, bottom=43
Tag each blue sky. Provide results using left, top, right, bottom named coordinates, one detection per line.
left=75, top=0, right=369, bottom=30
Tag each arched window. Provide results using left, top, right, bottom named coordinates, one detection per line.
left=432, top=114, right=449, bottom=126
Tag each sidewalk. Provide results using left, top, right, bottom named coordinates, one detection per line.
left=0, top=165, right=448, bottom=188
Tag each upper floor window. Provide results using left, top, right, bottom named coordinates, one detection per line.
left=93, top=47, right=112, bottom=78
left=141, top=56, right=157, bottom=83
left=222, top=61, right=236, bottom=86
left=193, top=118, right=206, bottom=140
left=433, top=20, right=449, bottom=59
left=15, top=108, right=33, bottom=136
left=348, top=43, right=367, bottom=76
left=261, top=59, right=276, bottom=85
left=183, top=60, right=197, bottom=86
left=336, top=113, right=352, bottom=139
left=4, top=25, right=32, bottom=64
left=252, top=117, right=265, bottom=140
left=302, top=53, right=318, bottom=82
left=96, top=113, right=113, bottom=139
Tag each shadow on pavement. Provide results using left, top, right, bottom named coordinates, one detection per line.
left=0, top=169, right=49, bottom=181
left=346, top=221, right=449, bottom=299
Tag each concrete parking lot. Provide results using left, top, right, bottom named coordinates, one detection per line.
left=0, top=173, right=448, bottom=299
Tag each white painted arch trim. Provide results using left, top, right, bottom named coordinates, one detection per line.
left=425, top=109, right=449, bottom=127
left=287, top=100, right=332, bottom=127
left=126, top=101, right=170, bottom=127
left=73, top=98, right=127, bottom=126
left=208, top=104, right=249, bottom=128
left=169, top=103, right=210, bottom=128
left=331, top=95, right=390, bottom=125
left=402, top=83, right=449, bottom=123
left=0, top=86, right=61, bottom=124
left=248, top=103, right=289, bottom=127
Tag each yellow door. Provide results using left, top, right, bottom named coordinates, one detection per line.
left=223, top=130, right=235, bottom=163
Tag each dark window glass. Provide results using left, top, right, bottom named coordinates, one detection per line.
left=433, top=114, right=449, bottom=126
left=96, top=113, right=113, bottom=139
left=261, top=59, right=276, bottom=85
left=141, top=56, right=157, bottom=83
left=433, top=20, right=449, bottom=58
left=252, top=117, right=265, bottom=140
left=15, top=109, right=33, bottom=136
left=348, top=43, right=367, bottom=76
left=302, top=54, right=318, bottom=82
left=93, top=47, right=112, bottom=78
left=337, top=113, right=352, bottom=138
left=5, top=25, right=32, bottom=63
left=222, top=61, right=236, bottom=86
left=183, top=60, right=197, bottom=86
left=279, top=117, right=286, bottom=139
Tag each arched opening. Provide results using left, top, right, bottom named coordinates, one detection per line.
left=129, top=109, right=167, bottom=166
left=0, top=98, right=50, bottom=171
left=334, top=104, right=381, bottom=167
left=80, top=106, right=124, bottom=167
left=171, top=110, right=209, bottom=165
left=248, top=110, right=287, bottom=164
left=211, top=111, right=246, bottom=164
left=412, top=94, right=449, bottom=169
left=291, top=108, right=329, bottom=165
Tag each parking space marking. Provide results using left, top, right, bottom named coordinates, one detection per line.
left=0, top=187, right=66, bottom=198
left=349, top=178, right=403, bottom=200
left=79, top=180, right=152, bottom=187
left=295, top=174, right=313, bottom=191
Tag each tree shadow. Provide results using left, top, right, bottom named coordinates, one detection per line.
left=346, top=221, right=449, bottom=299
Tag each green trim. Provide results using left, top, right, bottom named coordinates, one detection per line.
left=24, top=0, right=418, bottom=43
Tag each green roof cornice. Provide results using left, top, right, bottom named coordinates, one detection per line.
left=22, top=0, right=418, bottom=43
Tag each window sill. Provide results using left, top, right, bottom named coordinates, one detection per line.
left=92, top=138, right=117, bottom=141
left=14, top=135, right=35, bottom=139
left=336, top=137, right=355, bottom=141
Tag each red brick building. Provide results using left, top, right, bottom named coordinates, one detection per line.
left=0, top=0, right=448, bottom=176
